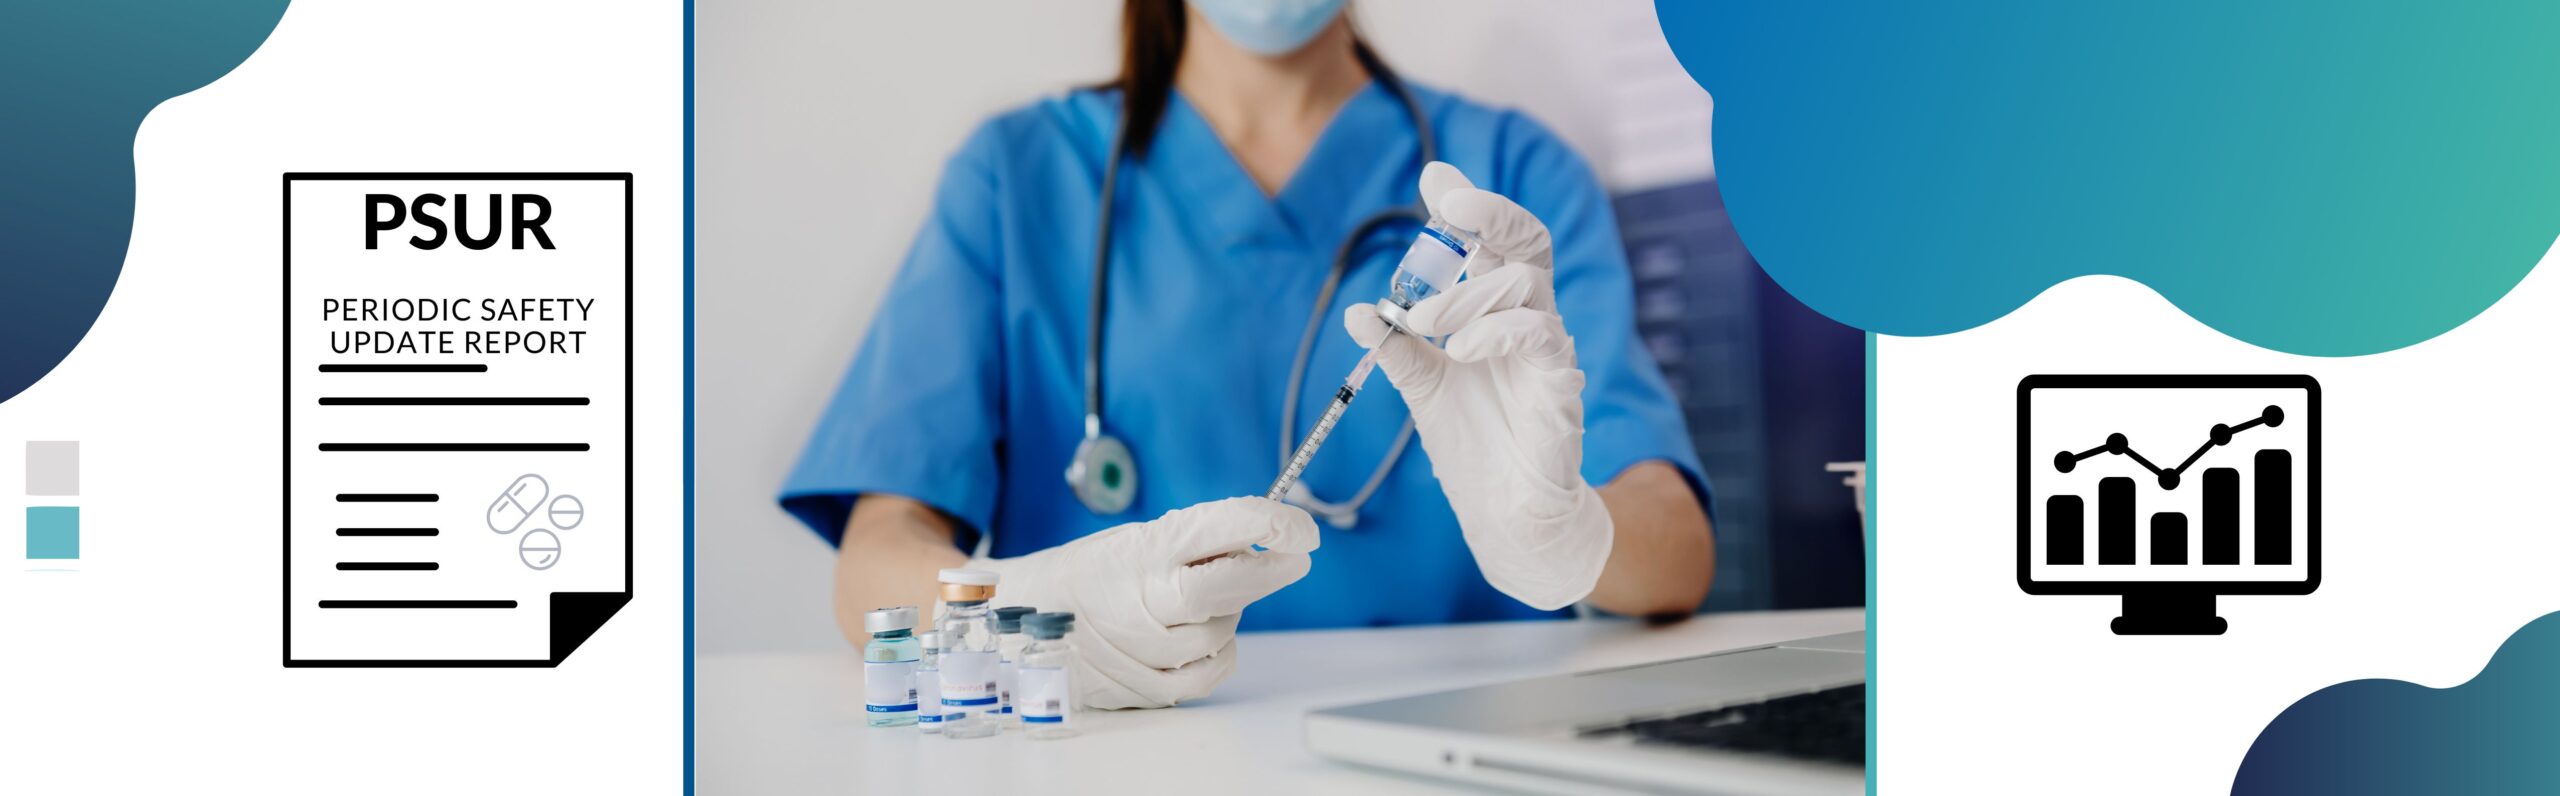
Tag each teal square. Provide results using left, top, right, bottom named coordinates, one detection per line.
left=27, top=507, right=78, bottom=559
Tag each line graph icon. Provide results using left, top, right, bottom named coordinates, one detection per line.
left=2018, top=375, right=2320, bottom=635
left=2052, top=403, right=2282, bottom=491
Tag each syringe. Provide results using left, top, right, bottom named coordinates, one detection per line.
left=1263, top=216, right=1473, bottom=505
left=1264, top=348, right=1381, bottom=502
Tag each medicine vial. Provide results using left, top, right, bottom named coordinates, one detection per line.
left=934, top=568, right=1004, bottom=739
left=861, top=606, right=922, bottom=727
left=991, top=606, right=1038, bottom=729
left=914, top=630, right=947, bottom=734
left=1378, top=219, right=1476, bottom=334
left=1017, top=612, right=1079, bottom=740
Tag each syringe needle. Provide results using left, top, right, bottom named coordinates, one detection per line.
left=1343, top=347, right=1379, bottom=390
left=1265, top=349, right=1381, bottom=502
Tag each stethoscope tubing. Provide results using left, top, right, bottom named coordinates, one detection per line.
left=1079, top=53, right=1437, bottom=523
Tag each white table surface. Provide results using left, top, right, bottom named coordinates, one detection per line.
left=694, top=607, right=1865, bottom=794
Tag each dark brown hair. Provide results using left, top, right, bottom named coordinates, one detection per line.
left=1113, top=0, right=1379, bottom=156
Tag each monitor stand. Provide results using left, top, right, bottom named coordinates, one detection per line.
left=2111, top=593, right=2228, bottom=635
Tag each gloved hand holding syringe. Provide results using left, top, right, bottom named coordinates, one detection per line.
left=1264, top=215, right=1476, bottom=502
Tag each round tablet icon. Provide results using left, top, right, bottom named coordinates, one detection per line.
left=548, top=494, right=585, bottom=530
left=519, top=529, right=562, bottom=570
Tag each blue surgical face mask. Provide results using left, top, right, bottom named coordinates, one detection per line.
left=1190, top=0, right=1348, bottom=57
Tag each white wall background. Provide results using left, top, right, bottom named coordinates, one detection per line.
left=694, top=0, right=1715, bottom=653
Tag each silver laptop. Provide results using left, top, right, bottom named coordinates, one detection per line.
left=1305, top=631, right=1865, bottom=796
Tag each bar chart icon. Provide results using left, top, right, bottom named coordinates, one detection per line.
left=2043, top=406, right=2292, bottom=568
left=2017, top=376, right=2320, bottom=635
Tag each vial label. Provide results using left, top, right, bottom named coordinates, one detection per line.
left=1017, top=665, right=1069, bottom=723
left=938, top=650, right=1001, bottom=708
left=915, top=668, right=944, bottom=723
left=862, top=660, right=917, bottom=713
left=997, top=660, right=1017, bottom=715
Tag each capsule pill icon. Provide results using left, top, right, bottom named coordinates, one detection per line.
left=487, top=474, right=549, bottom=535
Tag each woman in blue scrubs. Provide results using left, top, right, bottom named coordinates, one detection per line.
left=784, top=0, right=1714, bottom=709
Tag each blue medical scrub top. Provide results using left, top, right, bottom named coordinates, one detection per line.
left=782, top=82, right=1708, bottom=630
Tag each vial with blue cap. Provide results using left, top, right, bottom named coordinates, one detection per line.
left=1017, top=611, right=1079, bottom=740
left=991, top=605, right=1038, bottom=729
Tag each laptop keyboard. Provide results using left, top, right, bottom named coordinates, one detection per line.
left=1578, top=684, right=1865, bottom=765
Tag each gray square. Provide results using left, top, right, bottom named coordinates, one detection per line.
left=26, top=440, right=78, bottom=496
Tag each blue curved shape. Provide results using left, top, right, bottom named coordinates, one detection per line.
left=0, top=2, right=290, bottom=404
left=1656, top=2, right=2560, bottom=356
left=2233, top=611, right=2560, bottom=793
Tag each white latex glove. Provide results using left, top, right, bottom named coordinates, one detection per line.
left=972, top=497, right=1316, bottom=709
left=1343, top=161, right=1614, bottom=611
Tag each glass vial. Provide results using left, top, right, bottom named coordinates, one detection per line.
left=1384, top=219, right=1476, bottom=324
left=861, top=606, right=922, bottom=727
left=914, top=630, right=946, bottom=734
left=1018, top=612, right=1078, bottom=740
left=935, top=568, right=1004, bottom=739
left=991, top=606, right=1038, bottom=730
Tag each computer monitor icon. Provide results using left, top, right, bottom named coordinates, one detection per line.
left=2017, top=375, right=2321, bottom=635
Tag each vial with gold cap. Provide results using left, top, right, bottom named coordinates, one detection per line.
left=934, top=568, right=1004, bottom=739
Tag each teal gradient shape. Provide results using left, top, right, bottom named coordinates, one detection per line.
left=0, top=2, right=290, bottom=404
left=27, top=507, right=79, bottom=560
left=2234, top=610, right=2560, bottom=793
left=1655, top=2, right=2560, bottom=356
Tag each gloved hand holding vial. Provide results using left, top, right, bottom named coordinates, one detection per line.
left=1341, top=162, right=1620, bottom=611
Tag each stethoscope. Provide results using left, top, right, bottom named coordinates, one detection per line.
left=1065, top=52, right=1433, bottom=528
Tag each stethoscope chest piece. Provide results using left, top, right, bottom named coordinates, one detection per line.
left=1064, top=419, right=1138, bottom=515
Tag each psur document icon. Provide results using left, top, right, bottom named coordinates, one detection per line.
left=282, top=173, right=633, bottom=666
